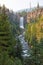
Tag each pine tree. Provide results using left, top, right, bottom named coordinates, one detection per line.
left=0, top=5, right=11, bottom=52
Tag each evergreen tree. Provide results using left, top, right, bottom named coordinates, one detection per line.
left=0, top=5, right=15, bottom=65
left=0, top=5, right=11, bottom=52
left=25, top=15, right=43, bottom=65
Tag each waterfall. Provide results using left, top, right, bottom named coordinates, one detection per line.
left=20, top=17, right=24, bottom=29
left=18, top=17, right=30, bottom=58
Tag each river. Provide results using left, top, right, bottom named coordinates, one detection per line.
left=19, top=17, right=30, bottom=58
left=18, top=32, right=30, bottom=58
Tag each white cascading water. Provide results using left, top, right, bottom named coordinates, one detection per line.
left=19, top=17, right=30, bottom=58
left=19, top=34, right=30, bottom=58
left=20, top=17, right=24, bottom=29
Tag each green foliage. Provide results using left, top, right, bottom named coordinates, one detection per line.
left=14, top=57, right=22, bottom=65
left=0, top=51, right=14, bottom=65
left=0, top=7, right=11, bottom=53
left=0, top=5, right=22, bottom=65
left=25, top=16, right=43, bottom=65
left=25, top=24, right=31, bottom=43
left=14, top=39, right=22, bottom=59
left=18, top=11, right=27, bottom=16
left=0, top=52, right=22, bottom=65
